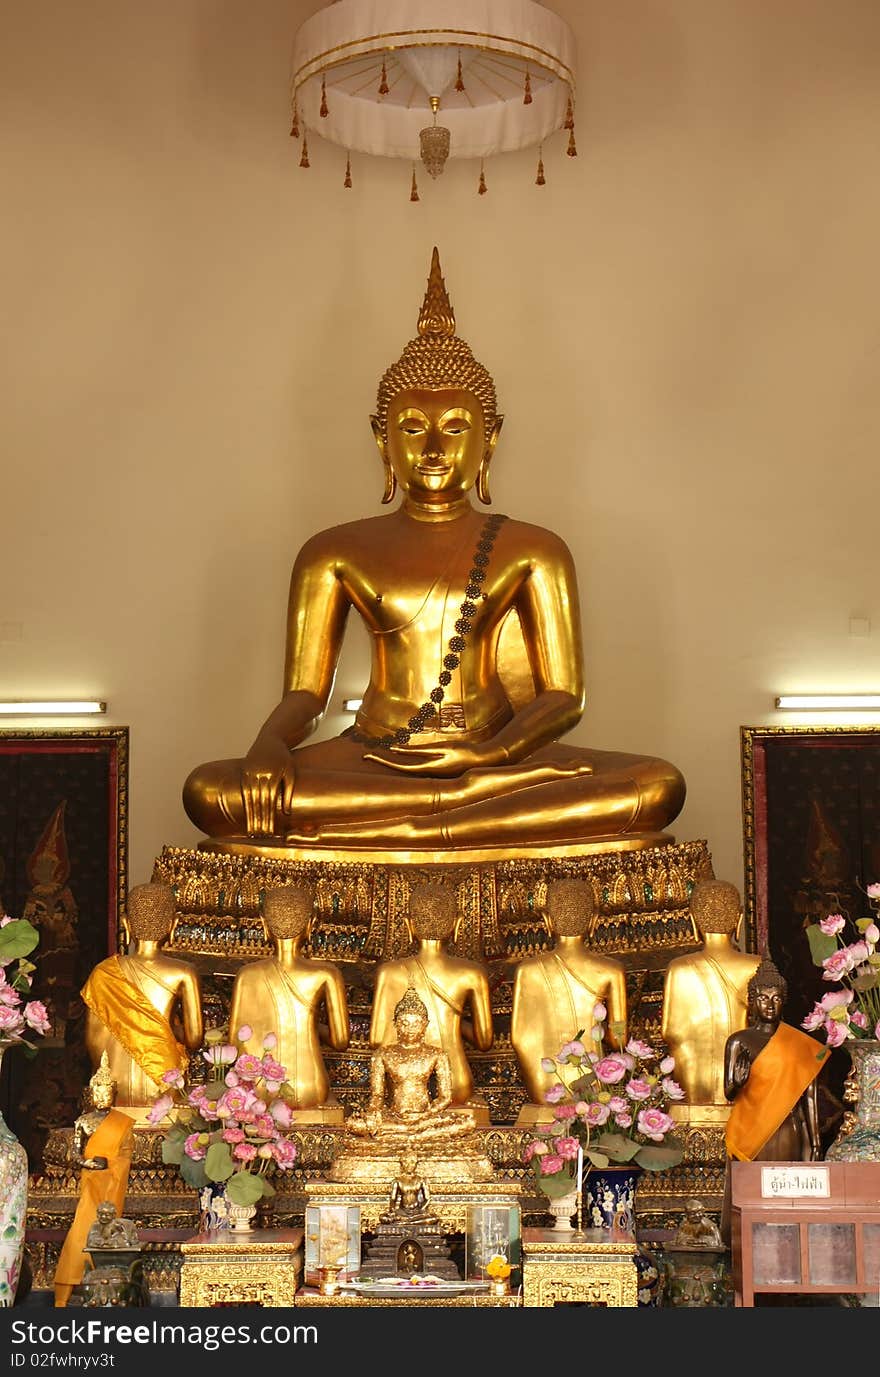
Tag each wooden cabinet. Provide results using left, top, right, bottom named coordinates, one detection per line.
left=730, top=1160, right=880, bottom=1306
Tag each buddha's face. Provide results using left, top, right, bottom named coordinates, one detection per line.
left=382, top=386, right=487, bottom=504
left=394, top=1010, right=429, bottom=1046
left=754, top=985, right=783, bottom=1023
left=90, top=1081, right=115, bottom=1111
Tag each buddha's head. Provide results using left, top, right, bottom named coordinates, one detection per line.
left=747, top=953, right=786, bottom=1023
left=407, top=880, right=458, bottom=942
left=263, top=883, right=313, bottom=940
left=688, top=879, right=742, bottom=937
left=126, top=883, right=175, bottom=943
left=87, top=1050, right=117, bottom=1111
left=393, top=985, right=430, bottom=1045
left=543, top=878, right=596, bottom=939
left=372, top=248, right=503, bottom=508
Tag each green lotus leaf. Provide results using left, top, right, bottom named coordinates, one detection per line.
left=179, top=1154, right=208, bottom=1189
left=0, top=920, right=39, bottom=960
left=225, top=1170, right=267, bottom=1206
left=805, top=924, right=837, bottom=966
left=205, top=1141, right=235, bottom=1182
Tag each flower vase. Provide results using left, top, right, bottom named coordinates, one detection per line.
left=826, top=1039, right=880, bottom=1162
left=0, top=1056, right=28, bottom=1307
left=584, top=1166, right=661, bottom=1307
left=546, top=1190, right=578, bottom=1231
left=226, top=1199, right=257, bottom=1234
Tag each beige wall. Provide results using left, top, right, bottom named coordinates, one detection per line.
left=3, top=1, right=878, bottom=900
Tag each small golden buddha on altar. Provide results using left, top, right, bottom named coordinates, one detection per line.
left=328, top=986, right=494, bottom=1186
left=182, top=247, right=685, bottom=857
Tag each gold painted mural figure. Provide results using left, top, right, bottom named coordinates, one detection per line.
left=183, top=248, right=685, bottom=853
left=368, top=877, right=492, bottom=1113
left=227, top=882, right=350, bottom=1113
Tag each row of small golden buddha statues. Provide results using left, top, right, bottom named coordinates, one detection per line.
left=80, top=872, right=768, bottom=1131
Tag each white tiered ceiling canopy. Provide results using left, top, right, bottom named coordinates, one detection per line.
left=289, top=0, right=577, bottom=189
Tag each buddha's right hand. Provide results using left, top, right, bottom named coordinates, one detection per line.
left=240, top=739, right=296, bottom=835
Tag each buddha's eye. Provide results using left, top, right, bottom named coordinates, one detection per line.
left=399, top=417, right=427, bottom=436
left=442, top=419, right=470, bottom=436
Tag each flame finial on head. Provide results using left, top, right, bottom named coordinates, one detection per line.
left=418, top=247, right=455, bottom=339
left=374, top=247, right=498, bottom=443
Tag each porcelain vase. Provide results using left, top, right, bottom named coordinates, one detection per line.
left=0, top=1054, right=28, bottom=1307
left=584, top=1165, right=662, bottom=1307
left=826, top=1039, right=880, bottom=1162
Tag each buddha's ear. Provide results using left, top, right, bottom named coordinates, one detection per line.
left=476, top=414, right=503, bottom=506
left=371, top=414, right=397, bottom=504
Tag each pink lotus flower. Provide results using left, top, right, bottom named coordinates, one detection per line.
left=222, top=1127, right=245, bottom=1144
left=555, top=1136, right=580, bottom=1161
left=625, top=1038, right=655, bottom=1059
left=23, top=1001, right=51, bottom=1034
left=824, top=1019, right=849, bottom=1048
left=233, top=1053, right=265, bottom=1082
left=146, top=1093, right=174, bottom=1126
left=552, top=1102, right=577, bottom=1121
left=236, top=1026, right=253, bottom=1042
left=820, top=913, right=846, bottom=935
left=184, top=1133, right=208, bottom=1161
left=161, top=1069, right=185, bottom=1087
left=661, top=1076, right=685, bottom=1100
left=272, top=1138, right=297, bottom=1168
left=558, top=1040, right=586, bottom=1062
left=593, top=1055, right=629, bottom=1084
left=637, top=1108, right=675, bottom=1141
left=262, top=1032, right=278, bottom=1050
left=233, top=1142, right=258, bottom=1163
left=538, top=1153, right=564, bottom=1176
left=269, top=1099, right=293, bottom=1129
left=625, top=1077, right=652, bottom=1102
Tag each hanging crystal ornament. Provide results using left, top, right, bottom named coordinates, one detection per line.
left=478, top=161, right=487, bottom=195
left=419, top=98, right=451, bottom=179
left=410, top=165, right=420, bottom=202
left=300, top=131, right=310, bottom=169
left=344, top=153, right=352, bottom=188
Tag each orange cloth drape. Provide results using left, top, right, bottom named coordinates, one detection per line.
left=81, top=956, right=188, bottom=1085
left=53, top=1108, right=133, bottom=1307
left=725, top=1022, right=829, bottom=1162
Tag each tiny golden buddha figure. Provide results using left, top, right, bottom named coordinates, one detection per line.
left=227, top=882, right=350, bottom=1119
left=511, top=876, right=627, bottom=1122
left=329, top=987, right=493, bottom=1185
left=182, top=248, right=685, bottom=855
left=368, top=875, right=493, bottom=1119
left=81, top=882, right=204, bottom=1119
left=660, top=878, right=761, bottom=1124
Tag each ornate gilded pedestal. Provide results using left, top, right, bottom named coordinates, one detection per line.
left=178, top=1228, right=303, bottom=1307
left=521, top=1228, right=639, bottom=1307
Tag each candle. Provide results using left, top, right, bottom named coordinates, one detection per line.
left=576, top=1146, right=584, bottom=1232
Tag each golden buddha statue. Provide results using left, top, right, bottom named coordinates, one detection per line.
left=55, top=1054, right=134, bottom=1307
left=182, top=248, right=685, bottom=857
left=511, top=877, right=627, bottom=1122
left=368, top=876, right=493, bottom=1119
left=227, top=882, right=350, bottom=1120
left=81, top=883, right=204, bottom=1120
left=660, top=878, right=760, bottom=1124
left=329, top=987, right=493, bottom=1185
